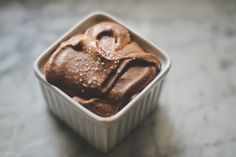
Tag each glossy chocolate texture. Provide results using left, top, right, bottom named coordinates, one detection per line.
left=44, top=21, right=161, bottom=117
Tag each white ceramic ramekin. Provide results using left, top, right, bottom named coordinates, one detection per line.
left=34, top=12, right=171, bottom=152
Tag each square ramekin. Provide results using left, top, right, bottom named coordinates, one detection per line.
left=34, top=12, right=171, bottom=152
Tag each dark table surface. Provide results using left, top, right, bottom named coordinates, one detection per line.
left=0, top=0, right=236, bottom=156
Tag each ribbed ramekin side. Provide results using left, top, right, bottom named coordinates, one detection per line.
left=38, top=78, right=164, bottom=152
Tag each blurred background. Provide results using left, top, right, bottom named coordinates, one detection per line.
left=0, top=0, right=236, bottom=157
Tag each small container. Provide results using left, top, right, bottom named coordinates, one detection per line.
left=34, top=12, right=171, bottom=152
